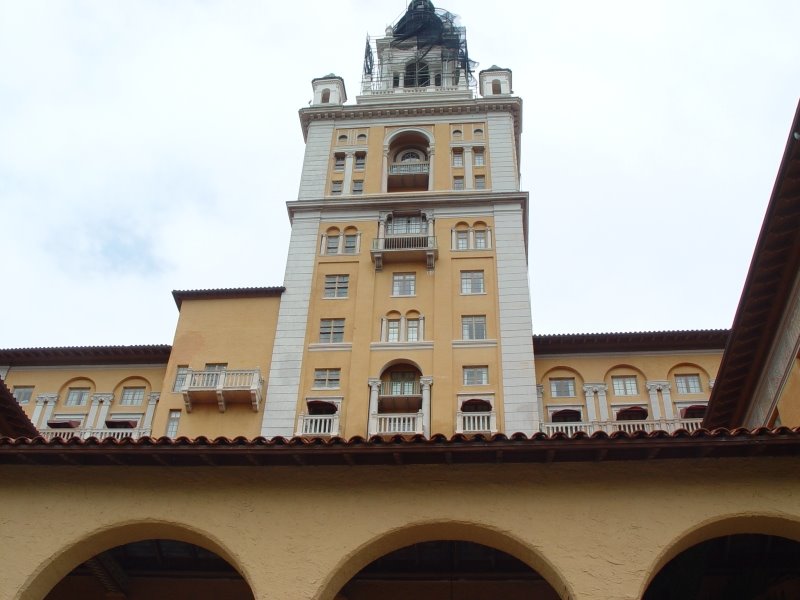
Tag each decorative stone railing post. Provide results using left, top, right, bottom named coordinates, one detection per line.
left=420, top=376, right=433, bottom=437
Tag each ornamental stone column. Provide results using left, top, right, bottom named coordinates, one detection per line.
left=420, top=376, right=433, bottom=437
left=343, top=150, right=355, bottom=195
left=368, top=378, right=381, bottom=436
left=582, top=384, right=599, bottom=423
left=39, top=395, right=58, bottom=429
left=86, top=394, right=103, bottom=429
left=427, top=146, right=435, bottom=191
left=94, top=394, right=114, bottom=430
left=464, top=146, right=474, bottom=190
left=143, top=393, right=160, bottom=434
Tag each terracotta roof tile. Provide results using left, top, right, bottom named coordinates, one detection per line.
left=172, top=286, right=285, bottom=308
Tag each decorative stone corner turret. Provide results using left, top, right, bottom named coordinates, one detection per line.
left=479, top=66, right=512, bottom=97
left=311, top=74, right=347, bottom=106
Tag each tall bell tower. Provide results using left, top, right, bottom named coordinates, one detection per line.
left=261, top=0, right=539, bottom=438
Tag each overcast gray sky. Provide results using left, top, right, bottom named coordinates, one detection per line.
left=1, top=0, right=798, bottom=348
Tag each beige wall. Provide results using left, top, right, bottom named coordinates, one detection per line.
left=776, top=357, right=800, bottom=426
left=3, top=457, right=800, bottom=600
left=157, top=295, right=281, bottom=439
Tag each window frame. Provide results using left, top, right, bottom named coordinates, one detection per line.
left=319, top=318, right=345, bottom=343
left=173, top=366, right=188, bottom=392
left=474, top=148, right=485, bottom=166
left=461, top=315, right=487, bottom=340
left=352, top=180, right=364, bottom=194
left=452, top=149, right=464, bottom=167
left=333, top=153, right=345, bottom=171
left=331, top=180, right=343, bottom=195
left=611, top=375, right=639, bottom=396
left=323, top=274, right=349, bottom=298
left=65, top=388, right=90, bottom=407
left=165, top=409, right=181, bottom=438
left=313, top=368, right=341, bottom=389
left=13, top=386, right=33, bottom=405
left=549, top=377, right=576, bottom=398
left=392, top=272, right=416, bottom=297
left=119, top=386, right=145, bottom=406
left=675, top=374, right=702, bottom=394
left=460, top=270, right=485, bottom=294
left=463, top=366, right=489, bottom=386
left=453, top=176, right=465, bottom=190
left=474, top=175, right=486, bottom=190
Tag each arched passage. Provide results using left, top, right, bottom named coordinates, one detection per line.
left=21, top=521, right=254, bottom=600
left=317, top=522, right=572, bottom=600
left=640, top=515, right=800, bottom=599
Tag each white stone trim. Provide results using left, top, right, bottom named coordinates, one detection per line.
left=261, top=211, right=321, bottom=437
left=493, top=203, right=537, bottom=434
left=451, top=339, right=498, bottom=348
left=545, top=404, right=584, bottom=420
left=298, top=122, right=335, bottom=200
left=370, top=342, right=434, bottom=351
left=486, top=113, right=518, bottom=192
left=456, top=393, right=496, bottom=409
left=308, top=343, right=354, bottom=352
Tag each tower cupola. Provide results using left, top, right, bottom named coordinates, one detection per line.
left=311, top=74, right=347, bottom=106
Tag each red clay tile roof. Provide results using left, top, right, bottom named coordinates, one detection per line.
left=533, top=330, right=729, bottom=355
left=1, top=428, right=798, bottom=467
left=0, top=345, right=171, bottom=367
left=172, top=286, right=285, bottom=309
left=706, top=101, right=800, bottom=428
left=0, top=379, right=38, bottom=438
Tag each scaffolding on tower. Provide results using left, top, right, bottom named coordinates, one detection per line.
left=361, top=0, right=478, bottom=97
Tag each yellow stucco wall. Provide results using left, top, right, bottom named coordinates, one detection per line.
left=776, top=357, right=800, bottom=426
left=4, top=366, right=166, bottom=430
left=3, top=457, right=800, bottom=600
left=535, top=352, right=722, bottom=423
left=300, top=216, right=503, bottom=437
left=326, top=120, right=491, bottom=195
left=156, top=295, right=281, bottom=439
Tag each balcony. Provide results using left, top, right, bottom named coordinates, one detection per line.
left=39, top=427, right=151, bottom=441
left=540, top=418, right=704, bottom=437
left=373, top=412, right=424, bottom=435
left=456, top=411, right=497, bottom=434
left=388, top=162, right=429, bottom=175
left=296, top=414, right=340, bottom=437
left=181, top=368, right=262, bottom=413
left=371, top=235, right=438, bottom=271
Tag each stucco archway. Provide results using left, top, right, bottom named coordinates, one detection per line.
left=315, top=521, right=573, bottom=600
left=638, top=514, right=800, bottom=598
left=20, top=520, right=254, bottom=600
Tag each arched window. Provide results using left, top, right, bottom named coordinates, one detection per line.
left=338, top=134, right=348, bottom=143
left=491, top=79, right=502, bottom=95
left=682, top=405, right=707, bottom=419
left=452, top=129, right=463, bottom=140
left=617, top=406, right=648, bottom=421
left=357, top=133, right=367, bottom=143
left=474, top=128, right=484, bottom=138
left=307, top=400, right=337, bottom=415
left=321, top=88, right=331, bottom=104
left=552, top=409, right=582, bottom=423
left=462, top=399, right=492, bottom=413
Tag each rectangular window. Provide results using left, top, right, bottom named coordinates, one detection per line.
left=387, top=319, right=400, bottom=342
left=406, top=319, right=420, bottom=342
left=676, top=374, right=702, bottom=394
left=460, top=270, right=485, bottom=294
left=120, top=387, right=145, bottom=406
left=461, top=315, right=487, bottom=340
left=612, top=375, right=639, bottom=396
left=324, top=274, right=349, bottom=298
left=456, top=231, right=469, bottom=250
left=390, top=371, right=416, bottom=395
left=474, top=229, right=488, bottom=249
left=392, top=273, right=416, bottom=296
left=173, top=366, right=188, bottom=392
left=165, top=410, right=181, bottom=438
left=474, top=149, right=485, bottom=166
left=452, top=150, right=464, bottom=167
left=550, top=378, right=576, bottom=398
left=474, top=175, right=486, bottom=190
left=388, top=216, right=423, bottom=235
left=331, top=180, right=343, bottom=195
left=13, top=386, right=33, bottom=405
left=320, top=319, right=345, bottom=343
left=352, top=180, right=363, bottom=194
left=463, top=366, right=488, bottom=386
left=334, top=153, right=345, bottom=171
left=65, top=388, right=89, bottom=407
left=355, top=152, right=366, bottom=170
left=313, top=368, right=341, bottom=388
left=326, top=235, right=340, bottom=254
left=453, top=176, right=465, bottom=190
left=343, top=234, right=358, bottom=254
